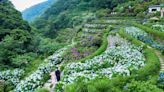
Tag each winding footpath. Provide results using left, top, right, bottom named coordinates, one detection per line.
left=154, top=50, right=164, bottom=72
left=43, top=39, right=76, bottom=92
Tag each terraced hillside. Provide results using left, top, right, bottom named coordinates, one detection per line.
left=1, top=0, right=164, bottom=92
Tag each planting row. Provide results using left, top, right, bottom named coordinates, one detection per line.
left=125, top=27, right=164, bottom=52
left=83, top=23, right=107, bottom=29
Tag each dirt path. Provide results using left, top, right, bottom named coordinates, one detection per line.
left=43, top=39, right=76, bottom=92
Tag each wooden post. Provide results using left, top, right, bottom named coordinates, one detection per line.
left=0, top=80, right=4, bottom=92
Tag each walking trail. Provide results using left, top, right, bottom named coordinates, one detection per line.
left=43, top=39, right=76, bottom=92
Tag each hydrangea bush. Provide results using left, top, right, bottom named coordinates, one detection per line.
left=0, top=69, right=24, bottom=85
left=152, top=24, right=164, bottom=32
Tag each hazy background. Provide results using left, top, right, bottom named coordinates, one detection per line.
left=10, top=0, right=47, bottom=11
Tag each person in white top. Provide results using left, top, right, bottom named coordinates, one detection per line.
left=50, top=70, right=56, bottom=88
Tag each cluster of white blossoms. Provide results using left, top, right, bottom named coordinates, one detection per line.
left=125, top=27, right=148, bottom=38
left=83, top=23, right=107, bottom=29
left=0, top=69, right=24, bottom=85
left=57, top=35, right=145, bottom=90
left=152, top=24, right=164, bottom=32
left=83, top=28, right=101, bottom=34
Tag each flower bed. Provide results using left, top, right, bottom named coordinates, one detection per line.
left=125, top=27, right=164, bottom=52
left=152, top=24, right=164, bottom=32
left=62, top=23, right=108, bottom=63
left=14, top=48, right=67, bottom=92
left=119, top=28, right=160, bottom=79
left=133, top=23, right=164, bottom=39
left=0, top=69, right=24, bottom=86
left=56, top=35, right=145, bottom=91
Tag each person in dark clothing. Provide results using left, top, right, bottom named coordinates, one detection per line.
left=55, top=67, right=61, bottom=82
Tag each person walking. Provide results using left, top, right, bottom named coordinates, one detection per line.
left=50, top=70, right=56, bottom=88
left=55, top=67, right=61, bottom=82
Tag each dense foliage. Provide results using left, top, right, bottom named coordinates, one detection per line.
left=0, top=1, right=37, bottom=68
left=0, top=1, right=31, bottom=41
left=32, top=0, right=131, bottom=38
left=32, top=0, right=164, bottom=38
left=63, top=78, right=163, bottom=92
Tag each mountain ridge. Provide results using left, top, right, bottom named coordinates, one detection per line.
left=22, top=0, right=56, bottom=22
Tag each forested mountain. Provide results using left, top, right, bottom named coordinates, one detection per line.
left=33, top=0, right=164, bottom=38
left=0, top=0, right=37, bottom=68
left=22, top=0, right=56, bottom=22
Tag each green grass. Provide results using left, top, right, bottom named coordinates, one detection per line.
left=35, top=88, right=49, bottom=92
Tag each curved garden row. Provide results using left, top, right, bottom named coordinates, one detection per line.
left=133, top=23, right=164, bottom=39
left=125, top=25, right=164, bottom=54
left=119, top=29, right=160, bottom=79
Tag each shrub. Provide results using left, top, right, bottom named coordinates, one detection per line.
left=35, top=88, right=49, bottom=92
left=63, top=77, right=128, bottom=92
left=126, top=80, right=163, bottom=92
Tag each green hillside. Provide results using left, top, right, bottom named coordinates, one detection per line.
left=33, top=0, right=164, bottom=38
left=0, top=0, right=35, bottom=68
